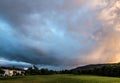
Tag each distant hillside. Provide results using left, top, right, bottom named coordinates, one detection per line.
left=71, top=64, right=111, bottom=70
left=70, top=63, right=120, bottom=77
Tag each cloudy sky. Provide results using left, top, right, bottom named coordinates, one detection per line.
left=0, top=0, right=120, bottom=70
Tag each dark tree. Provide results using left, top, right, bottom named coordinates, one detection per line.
left=0, top=69, right=4, bottom=74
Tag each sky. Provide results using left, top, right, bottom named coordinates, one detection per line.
left=0, top=0, right=120, bottom=70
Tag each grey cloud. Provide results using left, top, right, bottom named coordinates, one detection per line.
left=0, top=0, right=120, bottom=69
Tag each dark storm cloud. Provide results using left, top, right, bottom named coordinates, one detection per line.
left=0, top=0, right=120, bottom=69
left=0, top=0, right=84, bottom=67
left=0, top=0, right=87, bottom=27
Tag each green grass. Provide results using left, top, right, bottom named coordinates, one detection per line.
left=0, top=74, right=120, bottom=83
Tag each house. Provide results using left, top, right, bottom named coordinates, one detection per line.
left=0, top=67, right=25, bottom=76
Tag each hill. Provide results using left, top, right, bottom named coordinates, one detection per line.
left=70, top=63, right=120, bottom=77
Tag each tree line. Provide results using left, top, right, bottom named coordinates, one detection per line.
left=25, top=65, right=57, bottom=75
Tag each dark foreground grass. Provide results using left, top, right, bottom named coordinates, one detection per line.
left=0, top=74, right=120, bottom=83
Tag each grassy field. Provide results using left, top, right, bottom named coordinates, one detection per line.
left=0, top=75, right=120, bottom=83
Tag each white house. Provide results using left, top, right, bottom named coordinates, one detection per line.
left=3, top=69, right=14, bottom=76
left=0, top=67, right=25, bottom=76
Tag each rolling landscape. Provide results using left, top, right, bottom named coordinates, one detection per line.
left=0, top=0, right=120, bottom=83
left=1, top=63, right=120, bottom=83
